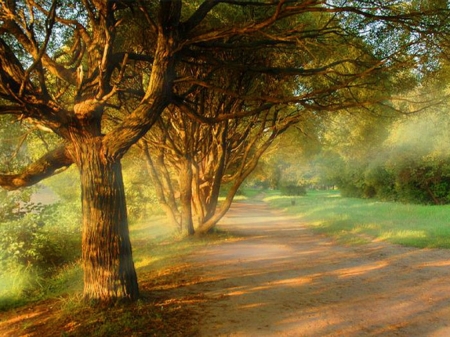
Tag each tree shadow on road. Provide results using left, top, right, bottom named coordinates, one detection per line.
left=169, top=200, right=450, bottom=337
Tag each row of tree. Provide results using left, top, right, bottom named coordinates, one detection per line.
left=0, top=1, right=449, bottom=303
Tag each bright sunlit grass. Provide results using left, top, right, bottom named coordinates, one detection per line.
left=0, top=269, right=31, bottom=310
left=263, top=189, right=450, bottom=249
left=0, top=212, right=231, bottom=312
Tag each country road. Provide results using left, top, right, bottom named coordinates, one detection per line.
left=176, top=198, right=450, bottom=337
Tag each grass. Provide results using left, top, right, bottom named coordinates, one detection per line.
left=263, top=189, right=450, bottom=249
left=0, top=268, right=34, bottom=309
left=0, top=213, right=235, bottom=336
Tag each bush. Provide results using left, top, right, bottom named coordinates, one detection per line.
left=280, top=184, right=307, bottom=196
left=0, top=198, right=81, bottom=309
left=0, top=214, right=80, bottom=273
left=0, top=199, right=81, bottom=273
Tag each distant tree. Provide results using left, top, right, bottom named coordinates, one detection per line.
left=312, top=95, right=450, bottom=204
left=0, top=1, right=448, bottom=303
left=315, top=108, right=396, bottom=197
left=141, top=102, right=299, bottom=235
left=250, top=123, right=323, bottom=190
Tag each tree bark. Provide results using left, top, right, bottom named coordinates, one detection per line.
left=191, top=162, right=206, bottom=226
left=141, top=141, right=181, bottom=231
left=0, top=145, right=73, bottom=190
left=76, top=137, right=139, bottom=302
left=203, top=122, right=228, bottom=223
left=179, top=157, right=195, bottom=235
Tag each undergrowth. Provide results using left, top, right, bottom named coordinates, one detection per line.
left=0, top=208, right=234, bottom=336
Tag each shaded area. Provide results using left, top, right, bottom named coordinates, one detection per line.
left=0, top=267, right=201, bottom=337
left=172, top=199, right=450, bottom=336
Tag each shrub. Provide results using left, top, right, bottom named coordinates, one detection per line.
left=0, top=199, right=81, bottom=273
left=280, top=184, right=307, bottom=196
left=0, top=215, right=80, bottom=273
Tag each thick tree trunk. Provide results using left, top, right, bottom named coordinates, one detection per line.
left=195, top=180, right=240, bottom=235
left=203, top=123, right=228, bottom=223
left=77, top=137, right=139, bottom=302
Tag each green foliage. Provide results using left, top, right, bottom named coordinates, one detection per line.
left=44, top=167, right=80, bottom=203
left=122, top=155, right=164, bottom=220
left=0, top=194, right=81, bottom=309
left=249, top=126, right=322, bottom=190
left=0, top=115, right=82, bottom=309
left=280, top=184, right=307, bottom=196
left=1, top=215, right=49, bottom=268
left=303, top=102, right=450, bottom=205
left=0, top=203, right=81, bottom=270
left=0, top=116, right=29, bottom=172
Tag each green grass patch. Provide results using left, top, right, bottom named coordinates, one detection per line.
left=264, top=190, right=450, bottom=248
left=0, top=212, right=234, bottom=337
left=0, top=211, right=233, bottom=313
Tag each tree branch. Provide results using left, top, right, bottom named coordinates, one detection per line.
left=0, top=144, right=74, bottom=191
left=174, top=97, right=276, bottom=124
left=182, top=0, right=221, bottom=33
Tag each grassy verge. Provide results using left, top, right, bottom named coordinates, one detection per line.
left=46, top=222, right=230, bottom=337
left=0, top=214, right=234, bottom=336
left=263, top=189, right=450, bottom=249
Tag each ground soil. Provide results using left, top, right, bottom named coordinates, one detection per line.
left=182, top=198, right=450, bottom=336
left=2, top=197, right=450, bottom=336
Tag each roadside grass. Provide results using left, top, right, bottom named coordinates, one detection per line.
left=0, top=186, right=247, bottom=313
left=263, top=189, right=450, bottom=249
left=0, top=212, right=236, bottom=336
left=46, top=231, right=223, bottom=337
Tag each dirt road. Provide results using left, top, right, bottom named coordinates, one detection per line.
left=181, top=198, right=450, bottom=336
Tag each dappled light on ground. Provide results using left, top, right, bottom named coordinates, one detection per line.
left=169, top=200, right=450, bottom=337
left=0, top=300, right=56, bottom=337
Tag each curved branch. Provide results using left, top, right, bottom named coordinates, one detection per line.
left=137, top=0, right=158, bottom=34
left=182, top=0, right=221, bottom=33
left=174, top=98, right=276, bottom=124
left=182, top=0, right=298, bottom=46
left=19, top=0, right=58, bottom=98
left=0, top=105, right=24, bottom=115
left=0, top=144, right=74, bottom=191
left=5, top=19, right=76, bottom=85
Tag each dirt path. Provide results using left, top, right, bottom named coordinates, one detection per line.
left=179, top=198, right=450, bottom=336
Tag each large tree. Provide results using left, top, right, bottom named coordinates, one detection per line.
left=0, top=1, right=448, bottom=302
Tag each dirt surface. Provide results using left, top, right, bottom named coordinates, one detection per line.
left=180, top=198, right=450, bottom=336
left=2, top=197, right=450, bottom=336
